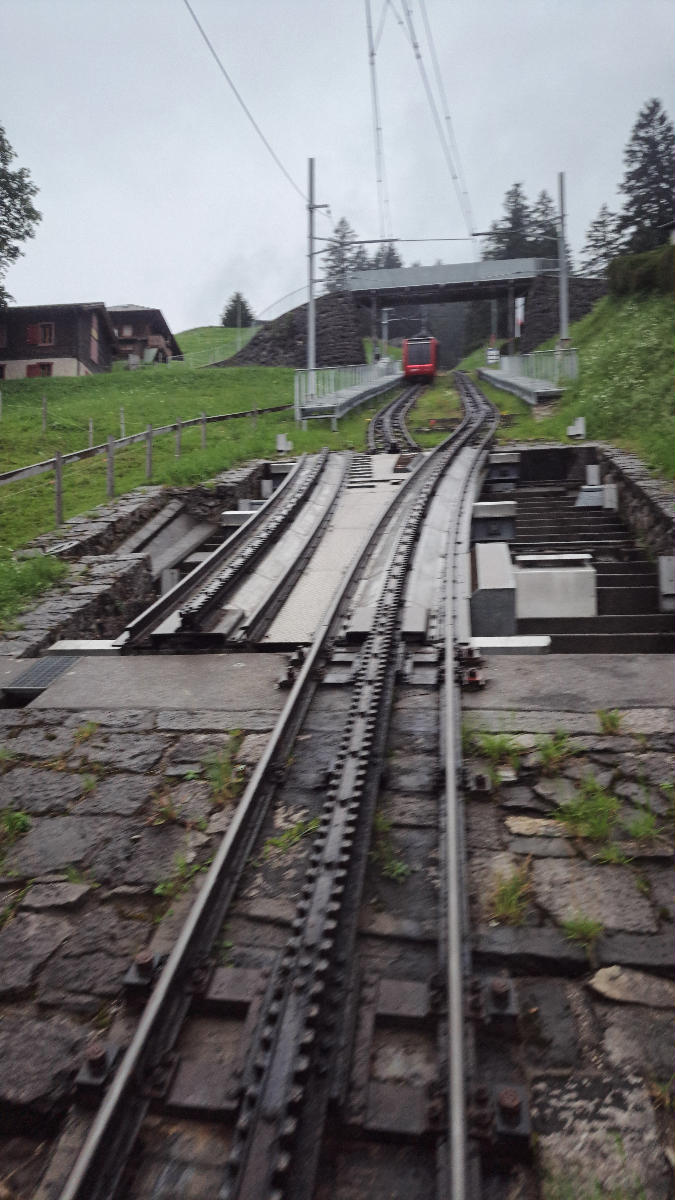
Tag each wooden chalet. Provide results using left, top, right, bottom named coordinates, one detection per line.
left=0, top=303, right=116, bottom=379
left=108, top=305, right=182, bottom=365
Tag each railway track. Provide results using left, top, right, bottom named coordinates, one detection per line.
left=50, top=375, right=502, bottom=1200
left=366, top=383, right=422, bottom=454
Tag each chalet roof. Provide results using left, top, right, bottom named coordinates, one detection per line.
left=108, top=304, right=181, bottom=356
left=4, top=302, right=116, bottom=342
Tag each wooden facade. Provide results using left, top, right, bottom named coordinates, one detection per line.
left=0, top=303, right=116, bottom=378
left=108, top=305, right=182, bottom=365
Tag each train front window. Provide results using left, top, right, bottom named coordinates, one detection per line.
left=407, top=341, right=431, bottom=364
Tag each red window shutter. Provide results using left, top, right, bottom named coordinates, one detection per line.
left=26, top=324, right=40, bottom=345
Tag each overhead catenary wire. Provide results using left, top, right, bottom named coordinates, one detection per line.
left=181, top=0, right=306, bottom=208
left=365, top=0, right=394, bottom=243
left=418, top=0, right=475, bottom=239
left=401, top=1, right=474, bottom=241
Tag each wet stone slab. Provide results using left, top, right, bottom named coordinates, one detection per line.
left=531, top=1071, right=670, bottom=1199
left=93, top=823, right=194, bottom=888
left=0, top=767, right=86, bottom=814
left=1, top=816, right=120, bottom=881
left=531, top=859, right=658, bottom=934
left=0, top=913, right=72, bottom=999
left=600, top=1005, right=675, bottom=1078
left=4, top=727, right=75, bottom=761
left=518, top=978, right=580, bottom=1069
left=68, top=733, right=167, bottom=774
left=74, top=774, right=157, bottom=817
left=37, top=906, right=146, bottom=1012
left=0, top=1014, right=85, bottom=1121
left=20, top=882, right=91, bottom=911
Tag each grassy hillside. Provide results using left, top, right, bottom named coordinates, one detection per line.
left=458, top=294, right=675, bottom=478
left=176, top=325, right=256, bottom=364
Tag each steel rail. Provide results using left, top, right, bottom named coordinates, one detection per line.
left=56, top=410, right=477, bottom=1200
left=443, top=372, right=499, bottom=1200
left=119, top=451, right=311, bottom=647
left=178, top=450, right=331, bottom=631
left=366, top=382, right=420, bottom=453
left=222, top=389, right=495, bottom=1198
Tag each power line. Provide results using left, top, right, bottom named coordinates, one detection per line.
left=365, top=0, right=394, bottom=242
left=181, top=0, right=307, bottom=205
left=401, top=2, right=474, bottom=240
left=418, top=0, right=475, bottom=237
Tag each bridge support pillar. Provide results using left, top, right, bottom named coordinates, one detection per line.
left=370, top=292, right=379, bottom=358
left=507, top=285, right=515, bottom=354
left=490, top=299, right=498, bottom=339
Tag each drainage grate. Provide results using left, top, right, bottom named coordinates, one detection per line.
left=3, top=656, right=81, bottom=700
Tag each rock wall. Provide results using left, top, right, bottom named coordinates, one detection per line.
left=520, top=276, right=607, bottom=352
left=216, top=293, right=366, bottom=368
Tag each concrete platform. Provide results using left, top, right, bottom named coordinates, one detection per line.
left=476, top=367, right=562, bottom=406
left=462, top=653, right=673, bottom=712
left=31, top=653, right=287, bottom=711
left=263, top=469, right=402, bottom=644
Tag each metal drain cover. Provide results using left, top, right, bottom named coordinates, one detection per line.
left=2, top=656, right=81, bottom=700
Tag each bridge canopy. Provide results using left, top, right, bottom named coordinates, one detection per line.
left=348, top=258, right=558, bottom=305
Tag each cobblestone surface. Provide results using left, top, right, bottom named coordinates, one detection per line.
left=465, top=689, right=674, bottom=1199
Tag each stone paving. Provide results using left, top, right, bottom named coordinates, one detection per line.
left=464, top=656, right=674, bottom=1199
left=0, top=696, right=282, bottom=1196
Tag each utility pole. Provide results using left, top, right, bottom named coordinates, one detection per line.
left=307, top=158, right=316, bottom=402
left=557, top=171, right=570, bottom=347
left=306, top=158, right=329, bottom=404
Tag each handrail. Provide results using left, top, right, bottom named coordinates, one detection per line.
left=0, top=404, right=293, bottom=488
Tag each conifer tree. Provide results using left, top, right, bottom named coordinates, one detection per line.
left=617, top=98, right=675, bottom=252
left=581, top=204, right=622, bottom=276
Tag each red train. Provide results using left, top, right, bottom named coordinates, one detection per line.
left=402, top=336, right=438, bottom=382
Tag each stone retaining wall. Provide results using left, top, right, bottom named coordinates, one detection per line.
left=598, top=445, right=675, bottom=558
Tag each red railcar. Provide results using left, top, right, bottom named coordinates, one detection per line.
left=402, top=336, right=438, bottom=381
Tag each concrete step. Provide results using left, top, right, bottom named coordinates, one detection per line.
left=597, top=586, right=660, bottom=614
left=544, top=631, right=675, bottom=654
left=519, top=614, right=672, bottom=634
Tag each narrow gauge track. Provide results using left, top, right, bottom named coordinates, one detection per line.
left=57, top=376, right=498, bottom=1200
left=120, top=450, right=332, bottom=650
left=366, top=383, right=422, bottom=454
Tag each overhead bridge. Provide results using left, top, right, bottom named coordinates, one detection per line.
left=348, top=257, right=558, bottom=306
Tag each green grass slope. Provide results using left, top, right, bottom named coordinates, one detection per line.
left=458, top=293, right=675, bottom=478
left=176, top=325, right=256, bottom=364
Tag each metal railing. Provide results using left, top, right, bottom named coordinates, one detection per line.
left=500, top=348, right=578, bottom=383
left=293, top=360, right=397, bottom=420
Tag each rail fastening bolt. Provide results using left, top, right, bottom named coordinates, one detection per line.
left=497, top=1087, right=521, bottom=1123
left=135, top=949, right=154, bottom=979
left=490, top=977, right=510, bottom=1007
left=86, top=1041, right=108, bottom=1077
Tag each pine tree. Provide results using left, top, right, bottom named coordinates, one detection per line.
left=0, top=122, right=41, bottom=308
left=482, top=183, right=532, bottom=260
left=530, top=190, right=558, bottom=258
left=325, top=217, right=359, bottom=292
left=617, top=98, right=675, bottom=252
left=370, top=241, right=403, bottom=270
left=221, top=292, right=253, bottom=327
left=581, top=204, right=622, bottom=276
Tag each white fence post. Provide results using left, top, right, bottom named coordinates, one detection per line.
left=175, top=418, right=182, bottom=457
left=120, top=407, right=125, bottom=439
left=88, top=418, right=94, bottom=448
left=106, top=436, right=115, bottom=499
left=200, top=412, right=206, bottom=450
left=54, top=451, right=63, bottom=525
left=145, top=425, right=153, bottom=480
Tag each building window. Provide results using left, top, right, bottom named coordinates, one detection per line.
left=122, top=324, right=133, bottom=337
left=39, top=322, right=54, bottom=346
left=26, top=362, right=53, bottom=378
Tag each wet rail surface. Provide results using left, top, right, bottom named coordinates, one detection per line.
left=52, top=378, right=500, bottom=1200
left=366, top=383, right=422, bottom=455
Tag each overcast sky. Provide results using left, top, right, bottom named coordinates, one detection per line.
left=2, top=0, right=673, bottom=334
